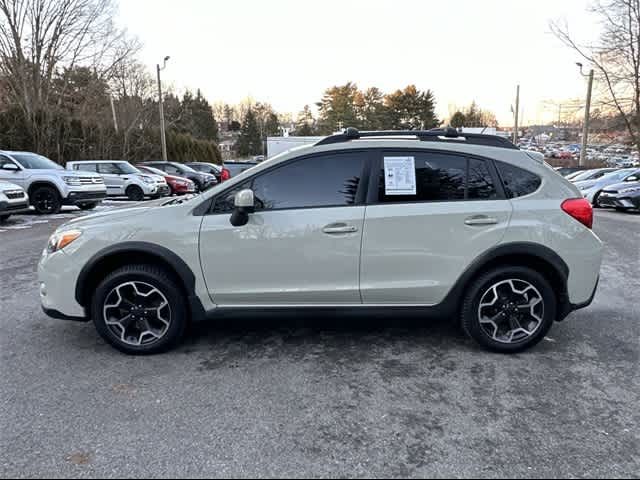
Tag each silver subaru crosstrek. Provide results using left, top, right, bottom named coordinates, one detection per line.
left=39, top=128, right=603, bottom=355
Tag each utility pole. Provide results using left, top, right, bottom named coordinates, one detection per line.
left=578, top=65, right=594, bottom=167
left=157, top=56, right=170, bottom=161
left=109, top=95, right=118, bottom=133
left=513, top=85, right=520, bottom=145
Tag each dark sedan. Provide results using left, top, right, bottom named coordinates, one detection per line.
left=139, top=162, right=217, bottom=192
left=186, top=162, right=231, bottom=183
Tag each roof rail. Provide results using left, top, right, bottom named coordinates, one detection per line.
left=315, top=127, right=519, bottom=150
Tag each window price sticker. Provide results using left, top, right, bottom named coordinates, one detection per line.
left=384, top=156, right=416, bottom=195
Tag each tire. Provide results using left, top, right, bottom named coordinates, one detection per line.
left=91, top=264, right=187, bottom=355
left=126, top=185, right=145, bottom=202
left=592, top=191, right=602, bottom=208
left=615, top=207, right=629, bottom=212
left=79, top=202, right=99, bottom=211
left=461, top=266, right=556, bottom=354
left=31, top=185, right=62, bottom=215
left=0, top=214, right=10, bottom=222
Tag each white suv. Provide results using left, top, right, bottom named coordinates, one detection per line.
left=0, top=181, right=30, bottom=221
left=0, top=151, right=107, bottom=214
left=39, top=128, right=603, bottom=355
left=67, top=161, right=170, bottom=201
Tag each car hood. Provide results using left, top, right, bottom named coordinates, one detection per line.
left=0, top=181, right=23, bottom=191
left=31, top=168, right=102, bottom=178
left=61, top=198, right=171, bottom=229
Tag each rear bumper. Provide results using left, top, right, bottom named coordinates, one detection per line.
left=63, top=190, right=107, bottom=205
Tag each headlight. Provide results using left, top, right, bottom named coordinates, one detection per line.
left=620, top=186, right=640, bottom=194
left=140, top=176, right=154, bottom=184
left=47, top=230, right=82, bottom=253
left=63, top=176, right=82, bottom=186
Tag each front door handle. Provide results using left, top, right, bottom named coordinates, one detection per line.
left=323, top=223, right=358, bottom=234
left=465, top=215, right=499, bottom=226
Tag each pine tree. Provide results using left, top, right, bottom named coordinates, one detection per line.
left=235, top=108, right=262, bottom=157
left=450, top=111, right=466, bottom=128
left=295, top=105, right=316, bottom=136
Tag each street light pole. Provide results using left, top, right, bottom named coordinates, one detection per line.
left=513, top=85, right=520, bottom=145
left=157, top=56, right=170, bottom=161
left=577, top=63, right=594, bottom=167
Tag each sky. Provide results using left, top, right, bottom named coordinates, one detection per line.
left=118, top=0, right=599, bottom=126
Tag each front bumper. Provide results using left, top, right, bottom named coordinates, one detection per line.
left=63, top=190, right=107, bottom=205
left=598, top=193, right=639, bottom=209
left=153, top=185, right=171, bottom=197
left=0, top=199, right=30, bottom=215
left=39, top=250, right=87, bottom=319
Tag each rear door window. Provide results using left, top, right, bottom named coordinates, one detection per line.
left=375, top=151, right=498, bottom=203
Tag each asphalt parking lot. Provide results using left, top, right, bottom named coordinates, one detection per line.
left=0, top=207, right=638, bottom=478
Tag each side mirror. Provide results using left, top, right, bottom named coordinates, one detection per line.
left=1, top=163, right=19, bottom=171
left=230, top=189, right=255, bottom=227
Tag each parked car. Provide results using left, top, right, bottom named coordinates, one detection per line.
left=598, top=181, right=640, bottom=211
left=185, top=162, right=231, bottom=183
left=67, top=161, right=170, bottom=201
left=0, top=181, right=30, bottom=221
left=0, top=151, right=106, bottom=214
left=137, top=166, right=196, bottom=196
left=579, top=168, right=640, bottom=206
left=569, top=168, right=618, bottom=183
left=39, top=128, right=603, bottom=355
left=223, top=161, right=258, bottom=178
left=555, top=166, right=589, bottom=177
left=140, top=162, right=217, bottom=192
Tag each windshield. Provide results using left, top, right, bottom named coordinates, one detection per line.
left=118, top=163, right=141, bottom=174
left=12, top=153, right=63, bottom=170
left=175, top=163, right=197, bottom=173
left=140, top=166, right=165, bottom=176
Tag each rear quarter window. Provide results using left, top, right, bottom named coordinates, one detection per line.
left=495, top=161, right=542, bottom=198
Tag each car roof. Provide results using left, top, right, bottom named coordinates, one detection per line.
left=68, top=160, right=129, bottom=163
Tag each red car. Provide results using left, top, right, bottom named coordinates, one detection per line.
left=137, top=165, right=196, bottom=195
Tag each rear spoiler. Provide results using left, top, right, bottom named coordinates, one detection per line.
left=524, top=150, right=545, bottom=164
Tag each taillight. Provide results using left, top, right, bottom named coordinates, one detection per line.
left=221, top=168, right=231, bottom=181
left=561, top=198, right=593, bottom=229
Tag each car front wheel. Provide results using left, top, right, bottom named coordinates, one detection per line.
left=126, top=186, right=145, bottom=202
left=461, top=266, right=556, bottom=353
left=92, top=265, right=188, bottom=355
left=31, top=185, right=61, bottom=214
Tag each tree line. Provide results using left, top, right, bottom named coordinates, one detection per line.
left=0, top=0, right=222, bottom=164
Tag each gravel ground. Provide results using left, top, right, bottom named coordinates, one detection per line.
left=0, top=208, right=638, bottom=478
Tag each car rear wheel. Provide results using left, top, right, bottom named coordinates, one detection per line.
left=31, top=185, right=61, bottom=214
left=461, top=266, right=556, bottom=353
left=92, top=265, right=187, bottom=355
left=126, top=185, right=145, bottom=202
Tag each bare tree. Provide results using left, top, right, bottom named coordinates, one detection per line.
left=551, top=0, right=640, bottom=151
left=0, top=0, right=138, bottom=153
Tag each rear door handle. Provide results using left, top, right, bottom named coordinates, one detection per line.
left=323, top=223, right=358, bottom=234
left=465, top=215, right=499, bottom=226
